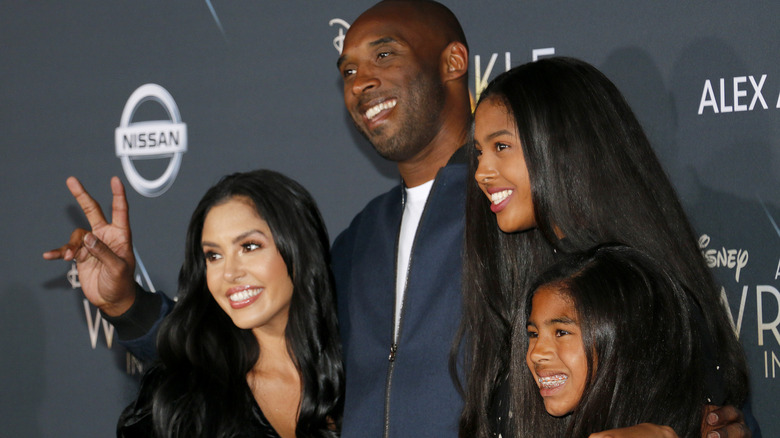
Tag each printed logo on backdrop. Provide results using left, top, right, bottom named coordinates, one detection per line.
left=328, top=17, right=555, bottom=105
left=701, top=233, right=780, bottom=379
left=698, top=74, right=780, bottom=114
left=115, top=84, right=188, bottom=197
left=473, top=48, right=555, bottom=102
left=68, top=249, right=158, bottom=375
left=329, top=18, right=350, bottom=54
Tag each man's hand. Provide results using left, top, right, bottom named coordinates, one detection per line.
left=589, top=423, right=678, bottom=438
left=585, top=404, right=751, bottom=438
left=43, top=176, right=137, bottom=317
left=703, top=405, right=751, bottom=438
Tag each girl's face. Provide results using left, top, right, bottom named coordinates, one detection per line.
left=201, top=196, right=294, bottom=335
left=473, top=97, right=536, bottom=233
left=526, top=285, right=588, bottom=417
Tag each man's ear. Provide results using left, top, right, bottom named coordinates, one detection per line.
left=441, top=41, right=468, bottom=81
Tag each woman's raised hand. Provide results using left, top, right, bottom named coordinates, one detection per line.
left=43, top=176, right=138, bottom=317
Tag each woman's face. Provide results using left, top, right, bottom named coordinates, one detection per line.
left=473, top=97, right=536, bottom=233
left=201, top=196, right=294, bottom=335
left=525, top=285, right=588, bottom=417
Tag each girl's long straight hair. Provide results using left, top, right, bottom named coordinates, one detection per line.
left=457, top=57, right=747, bottom=438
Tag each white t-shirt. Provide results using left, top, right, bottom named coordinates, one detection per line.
left=394, top=179, right=434, bottom=341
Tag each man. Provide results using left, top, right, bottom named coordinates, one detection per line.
left=44, top=1, right=751, bottom=437
left=332, top=1, right=470, bottom=435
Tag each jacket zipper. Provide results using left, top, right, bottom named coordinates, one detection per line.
left=382, top=175, right=442, bottom=438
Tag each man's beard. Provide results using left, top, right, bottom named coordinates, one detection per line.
left=353, top=71, right=446, bottom=163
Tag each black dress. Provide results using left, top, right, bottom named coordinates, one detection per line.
left=117, top=368, right=281, bottom=438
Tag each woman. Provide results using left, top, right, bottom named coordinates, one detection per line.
left=117, top=170, right=343, bottom=437
left=458, top=57, right=748, bottom=437
left=522, top=245, right=707, bottom=437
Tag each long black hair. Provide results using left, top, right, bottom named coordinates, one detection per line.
left=119, top=169, right=343, bottom=437
left=515, top=245, right=706, bottom=437
left=458, top=57, right=747, bottom=437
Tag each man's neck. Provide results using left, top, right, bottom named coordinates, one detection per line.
left=398, top=127, right=467, bottom=188
left=398, top=153, right=451, bottom=187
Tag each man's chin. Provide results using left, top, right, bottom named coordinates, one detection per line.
left=354, top=122, right=385, bottom=143
left=354, top=125, right=415, bottom=162
left=375, top=143, right=422, bottom=163
left=359, top=129, right=394, bottom=155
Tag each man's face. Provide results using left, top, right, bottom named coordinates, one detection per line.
left=337, top=6, right=446, bottom=162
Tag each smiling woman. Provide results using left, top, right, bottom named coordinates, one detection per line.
left=117, top=170, right=343, bottom=438
left=201, top=197, right=294, bottom=334
left=473, top=98, right=535, bottom=233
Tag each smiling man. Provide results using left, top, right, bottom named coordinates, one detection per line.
left=332, top=1, right=471, bottom=436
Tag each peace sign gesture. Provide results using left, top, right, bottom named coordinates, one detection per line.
left=43, top=177, right=137, bottom=317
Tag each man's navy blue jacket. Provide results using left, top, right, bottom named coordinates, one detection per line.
left=332, top=155, right=467, bottom=438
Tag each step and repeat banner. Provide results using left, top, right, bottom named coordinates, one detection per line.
left=2, top=1, right=777, bottom=436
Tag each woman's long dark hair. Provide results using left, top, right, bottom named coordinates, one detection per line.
left=515, top=245, right=706, bottom=437
left=119, top=170, right=343, bottom=437
left=458, top=57, right=747, bottom=437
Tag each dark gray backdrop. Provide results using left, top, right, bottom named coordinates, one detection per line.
left=2, top=1, right=778, bottom=436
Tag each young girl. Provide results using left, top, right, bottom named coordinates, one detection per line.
left=521, top=245, right=707, bottom=437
